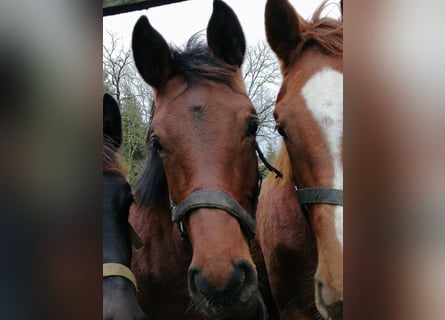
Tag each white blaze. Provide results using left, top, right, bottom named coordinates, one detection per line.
left=301, top=68, right=343, bottom=247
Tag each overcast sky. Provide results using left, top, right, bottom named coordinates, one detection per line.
left=103, top=0, right=341, bottom=50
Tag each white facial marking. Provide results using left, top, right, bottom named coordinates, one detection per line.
left=301, top=68, right=343, bottom=247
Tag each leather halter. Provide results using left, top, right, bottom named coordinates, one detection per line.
left=129, top=224, right=144, bottom=249
left=103, top=262, right=138, bottom=292
left=172, top=190, right=257, bottom=242
left=295, top=187, right=343, bottom=225
left=170, top=143, right=281, bottom=242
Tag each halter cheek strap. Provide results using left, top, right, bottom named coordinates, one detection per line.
left=129, top=224, right=144, bottom=249
left=103, top=263, right=138, bottom=292
left=255, top=142, right=283, bottom=178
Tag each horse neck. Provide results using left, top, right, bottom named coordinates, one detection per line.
left=132, top=191, right=186, bottom=256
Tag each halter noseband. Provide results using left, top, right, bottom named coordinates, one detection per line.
left=169, top=142, right=281, bottom=243
left=172, top=190, right=257, bottom=242
left=295, top=187, right=343, bottom=225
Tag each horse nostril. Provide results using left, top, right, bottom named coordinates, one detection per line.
left=315, top=278, right=324, bottom=291
left=232, top=261, right=257, bottom=302
left=315, top=278, right=325, bottom=305
left=190, top=268, right=218, bottom=297
left=225, top=264, right=246, bottom=293
left=188, top=261, right=256, bottom=300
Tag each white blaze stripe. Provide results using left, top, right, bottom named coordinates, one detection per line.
left=301, top=68, right=343, bottom=247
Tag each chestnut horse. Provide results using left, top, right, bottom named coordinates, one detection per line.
left=103, top=93, right=147, bottom=320
left=258, top=0, right=343, bottom=319
left=129, top=1, right=269, bottom=319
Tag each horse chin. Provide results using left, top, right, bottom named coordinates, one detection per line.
left=193, top=290, right=266, bottom=320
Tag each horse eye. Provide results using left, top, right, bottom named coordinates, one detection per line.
left=150, top=137, right=164, bottom=153
left=276, top=126, right=288, bottom=140
left=247, top=119, right=259, bottom=137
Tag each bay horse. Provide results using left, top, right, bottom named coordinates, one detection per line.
left=129, top=1, right=271, bottom=319
left=258, top=0, right=343, bottom=319
left=103, top=93, right=147, bottom=320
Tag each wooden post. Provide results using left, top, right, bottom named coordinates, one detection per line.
left=103, top=0, right=191, bottom=16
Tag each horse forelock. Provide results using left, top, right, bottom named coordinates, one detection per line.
left=293, top=1, right=343, bottom=61
left=169, top=34, right=239, bottom=89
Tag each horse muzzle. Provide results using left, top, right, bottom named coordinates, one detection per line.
left=315, top=278, right=343, bottom=320
left=187, top=260, right=266, bottom=320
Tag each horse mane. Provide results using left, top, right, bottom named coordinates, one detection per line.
left=135, top=97, right=167, bottom=208
left=296, top=1, right=343, bottom=58
left=103, top=135, right=128, bottom=177
left=169, top=34, right=236, bottom=88
left=135, top=148, right=169, bottom=209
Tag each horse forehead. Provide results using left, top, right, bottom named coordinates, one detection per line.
left=301, top=67, right=343, bottom=124
left=157, top=82, right=252, bottom=120
left=284, top=48, right=343, bottom=90
left=181, top=82, right=248, bottom=106
left=300, top=68, right=343, bottom=165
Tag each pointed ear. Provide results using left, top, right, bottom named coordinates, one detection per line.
left=132, top=16, right=173, bottom=88
left=207, top=0, right=246, bottom=68
left=103, top=93, right=122, bottom=149
left=341, top=0, right=343, bottom=18
left=265, top=0, right=302, bottom=67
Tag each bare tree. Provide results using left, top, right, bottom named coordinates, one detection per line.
left=103, top=32, right=154, bottom=186
left=126, top=62, right=154, bottom=124
left=103, top=31, right=155, bottom=127
left=103, top=31, right=133, bottom=105
left=243, top=41, right=281, bottom=155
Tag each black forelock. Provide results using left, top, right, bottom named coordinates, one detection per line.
left=169, top=34, right=235, bottom=87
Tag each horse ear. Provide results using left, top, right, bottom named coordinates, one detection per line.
left=341, top=0, right=343, bottom=18
left=265, top=0, right=302, bottom=67
left=103, top=93, right=122, bottom=149
left=132, top=16, right=173, bottom=88
left=207, top=0, right=246, bottom=68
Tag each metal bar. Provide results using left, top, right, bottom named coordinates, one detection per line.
left=103, top=0, right=191, bottom=16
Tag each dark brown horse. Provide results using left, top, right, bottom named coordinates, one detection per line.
left=258, top=0, right=343, bottom=319
left=103, top=93, right=147, bottom=320
left=129, top=1, right=268, bottom=319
